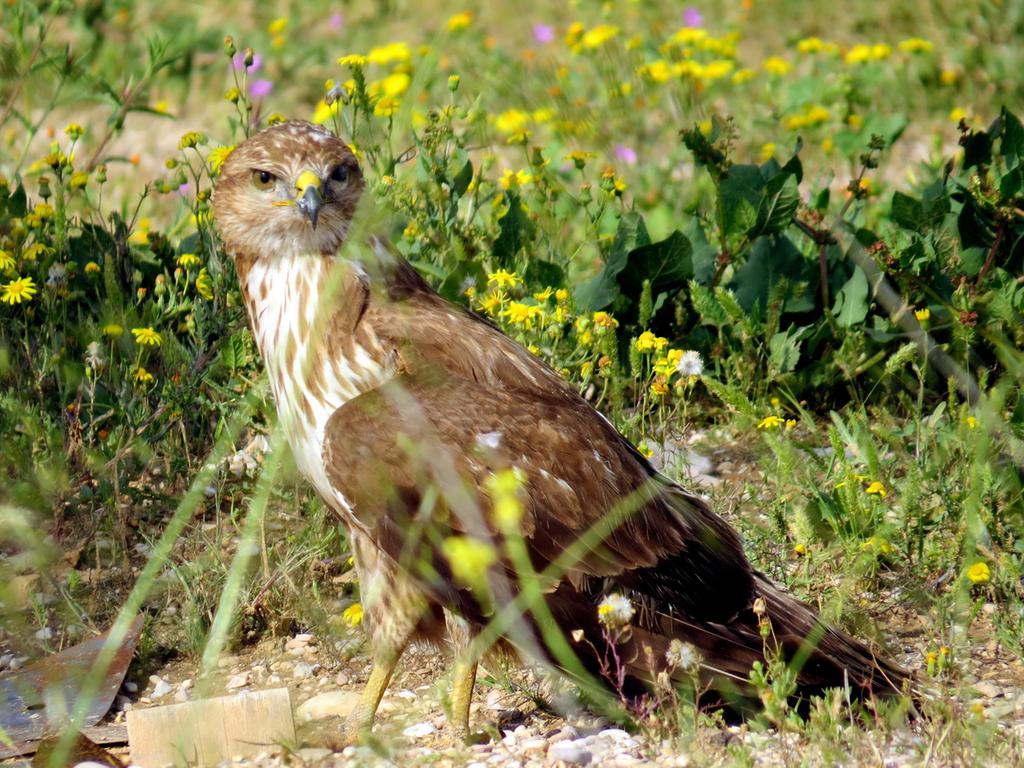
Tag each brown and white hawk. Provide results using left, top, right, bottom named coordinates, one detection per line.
left=213, top=121, right=908, bottom=742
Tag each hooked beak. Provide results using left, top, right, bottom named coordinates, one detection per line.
left=294, top=170, right=324, bottom=229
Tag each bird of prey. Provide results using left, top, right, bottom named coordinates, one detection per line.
left=213, top=121, right=909, bottom=742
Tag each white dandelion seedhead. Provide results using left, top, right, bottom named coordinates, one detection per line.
left=597, top=592, right=635, bottom=628
left=84, top=341, right=106, bottom=371
left=665, top=638, right=702, bottom=673
left=677, top=350, right=704, bottom=377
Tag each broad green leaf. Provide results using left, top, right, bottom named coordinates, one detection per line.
left=719, top=164, right=763, bottom=240
left=891, top=191, right=923, bottom=230
left=492, top=191, right=535, bottom=267
left=832, top=267, right=870, bottom=327
left=753, top=172, right=799, bottom=237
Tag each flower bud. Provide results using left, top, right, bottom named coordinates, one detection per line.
left=223, top=36, right=236, bottom=57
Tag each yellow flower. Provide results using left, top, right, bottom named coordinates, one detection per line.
left=898, top=38, right=933, bottom=53
left=785, top=419, right=797, bottom=430
left=965, top=415, right=978, bottom=430
left=102, top=323, right=123, bottom=337
left=731, top=68, right=756, bottom=85
left=495, top=109, right=530, bottom=135
left=861, top=536, right=894, bottom=555
left=373, top=72, right=410, bottom=98
left=533, top=287, right=554, bottom=301
left=563, top=21, right=585, bottom=47
left=950, top=107, right=969, bottom=123
left=637, top=60, right=672, bottom=84
left=499, top=169, right=532, bottom=189
left=84, top=261, right=101, bottom=275
left=581, top=24, right=619, bottom=49
left=759, top=143, right=776, bottom=162
left=555, top=288, right=570, bottom=303
left=0, top=250, right=15, bottom=272
left=64, top=122, right=84, bottom=140
left=634, top=331, right=667, bottom=352
left=865, top=481, right=887, bottom=497
left=131, top=327, right=162, bottom=346
left=373, top=96, right=400, bottom=117
left=177, top=253, right=200, bottom=268
left=793, top=543, right=807, bottom=556
left=267, top=16, right=288, bottom=35
left=208, top=145, right=235, bottom=174
left=366, top=42, right=411, bottom=65
left=503, top=301, right=542, bottom=328
left=653, top=349, right=684, bottom=377
left=796, top=37, right=829, bottom=54
left=178, top=131, right=206, bottom=150
left=757, top=415, right=785, bottom=429
left=940, top=69, right=959, bottom=86
left=338, top=54, right=368, bottom=67
left=914, top=308, right=930, bottom=322
left=487, top=269, right=520, bottom=289
left=592, top=311, right=618, bottom=330
left=479, top=291, right=505, bottom=315
left=871, top=43, right=892, bottom=59
left=69, top=171, right=89, bottom=189
left=649, top=380, right=669, bottom=397
left=762, top=56, right=791, bottom=76
left=446, top=11, right=473, bottom=32
left=1, top=276, right=37, bottom=304
left=637, top=441, right=653, bottom=459
left=195, top=268, right=214, bottom=300
left=313, top=99, right=341, bottom=125
left=965, top=562, right=991, bottom=584
left=342, top=602, right=364, bottom=627
left=133, top=366, right=154, bottom=384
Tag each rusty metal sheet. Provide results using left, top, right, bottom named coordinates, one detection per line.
left=0, top=616, right=143, bottom=744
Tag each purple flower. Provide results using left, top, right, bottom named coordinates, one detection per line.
left=249, top=79, right=273, bottom=98
left=683, top=7, right=703, bottom=27
left=329, top=12, right=344, bottom=31
left=232, top=51, right=262, bottom=72
left=533, top=23, right=555, bottom=44
left=614, top=144, right=638, bottom=165
left=177, top=182, right=191, bottom=197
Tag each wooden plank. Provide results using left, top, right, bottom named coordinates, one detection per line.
left=126, top=689, right=294, bottom=768
left=0, top=725, right=127, bottom=760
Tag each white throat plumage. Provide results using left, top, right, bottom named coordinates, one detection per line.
left=242, top=252, right=391, bottom=506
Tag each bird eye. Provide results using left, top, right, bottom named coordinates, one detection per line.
left=330, top=164, right=349, bottom=184
left=251, top=170, right=276, bottom=190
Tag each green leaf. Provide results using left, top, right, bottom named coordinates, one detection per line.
left=451, top=159, right=473, bottom=198
left=832, top=267, right=870, bottom=327
left=616, top=230, right=692, bottom=299
left=753, top=172, right=799, bottom=237
left=719, top=164, right=763, bottom=240
left=523, top=259, right=565, bottom=289
left=891, top=191, right=923, bottom=230
left=730, top=236, right=812, bottom=313
left=684, top=218, right=717, bottom=285
left=575, top=212, right=650, bottom=311
left=492, top=191, right=535, bottom=267
left=999, top=106, right=1024, bottom=165
left=959, top=247, right=987, bottom=277
left=769, top=327, right=806, bottom=373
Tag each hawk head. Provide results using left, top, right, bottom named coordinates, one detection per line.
left=213, top=121, right=364, bottom=259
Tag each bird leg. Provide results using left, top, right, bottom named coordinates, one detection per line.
left=449, top=657, right=478, bottom=741
left=341, top=647, right=405, bottom=745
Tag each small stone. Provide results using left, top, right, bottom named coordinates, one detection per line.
left=520, top=737, right=547, bottom=753
left=226, top=671, right=250, bottom=690
left=34, top=627, right=54, bottom=641
left=123, top=681, right=138, bottom=693
left=150, top=677, right=172, bottom=698
left=549, top=726, right=579, bottom=744
left=293, top=661, right=316, bottom=680
left=402, top=722, right=435, bottom=739
left=974, top=681, right=1002, bottom=698
left=548, top=740, right=592, bottom=765
left=297, top=747, right=333, bottom=762
left=296, top=690, right=360, bottom=722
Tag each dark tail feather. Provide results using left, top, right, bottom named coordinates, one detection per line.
left=618, top=573, right=912, bottom=708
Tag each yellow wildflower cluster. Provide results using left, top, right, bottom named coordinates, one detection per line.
left=844, top=43, right=892, bottom=65
left=783, top=104, right=831, bottom=130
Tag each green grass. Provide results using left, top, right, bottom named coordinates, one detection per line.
left=1, top=0, right=1023, bottom=763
